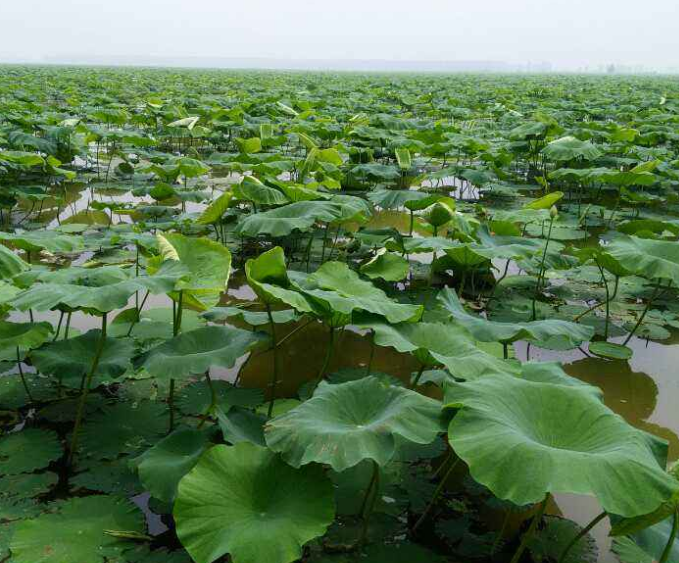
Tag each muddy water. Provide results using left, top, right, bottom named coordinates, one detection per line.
left=11, top=185, right=679, bottom=562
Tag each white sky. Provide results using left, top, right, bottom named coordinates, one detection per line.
left=1, top=0, right=678, bottom=70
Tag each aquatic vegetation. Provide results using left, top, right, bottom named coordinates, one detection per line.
left=0, top=67, right=679, bottom=563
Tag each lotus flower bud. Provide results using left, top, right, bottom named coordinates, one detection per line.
left=549, top=205, right=558, bottom=219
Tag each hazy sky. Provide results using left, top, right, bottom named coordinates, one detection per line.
left=1, top=0, right=678, bottom=70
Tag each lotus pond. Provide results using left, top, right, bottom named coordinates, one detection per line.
left=1, top=67, right=679, bottom=563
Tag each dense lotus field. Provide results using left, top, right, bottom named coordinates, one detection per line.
left=1, top=66, right=679, bottom=563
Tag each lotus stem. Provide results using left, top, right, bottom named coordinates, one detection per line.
left=358, top=460, right=381, bottom=545
left=53, top=311, right=64, bottom=341
left=557, top=510, right=606, bottom=563
left=491, top=510, right=512, bottom=556
left=198, top=371, right=216, bottom=429
left=320, top=223, right=330, bottom=263
left=168, top=379, right=176, bottom=433
left=532, top=216, right=555, bottom=321
left=623, top=279, right=665, bottom=346
left=273, top=318, right=314, bottom=349
left=174, top=290, right=184, bottom=336
left=509, top=494, right=549, bottom=563
left=16, top=347, right=33, bottom=402
left=266, top=305, right=280, bottom=419
left=68, top=312, right=107, bottom=465
left=658, top=507, right=679, bottom=563
left=412, top=457, right=461, bottom=532
left=409, top=364, right=426, bottom=390
left=365, top=330, right=376, bottom=375
left=314, top=326, right=335, bottom=388
left=64, top=312, right=72, bottom=340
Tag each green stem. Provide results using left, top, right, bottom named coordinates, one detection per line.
left=412, top=458, right=460, bottom=532
left=532, top=217, right=555, bottom=321
left=53, top=311, right=64, bottom=341
left=168, top=379, right=176, bottom=433
left=509, top=494, right=550, bottom=563
left=68, top=313, right=107, bottom=465
left=198, top=371, right=216, bottom=429
left=366, top=330, right=376, bottom=375
left=313, top=326, right=335, bottom=389
left=174, top=290, right=184, bottom=336
left=64, top=312, right=72, bottom=340
left=623, top=279, right=664, bottom=346
left=266, top=306, right=280, bottom=419
left=557, top=511, right=606, bottom=563
left=358, top=460, right=381, bottom=545
left=659, top=508, right=679, bottom=563
left=16, top=347, right=33, bottom=402
left=409, top=364, right=426, bottom=390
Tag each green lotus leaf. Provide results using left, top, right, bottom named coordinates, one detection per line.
left=79, top=401, right=168, bottom=460
left=0, top=321, right=52, bottom=361
left=438, top=288, right=593, bottom=347
left=360, top=249, right=409, bottom=282
left=296, top=261, right=422, bottom=324
left=367, top=189, right=429, bottom=210
left=217, top=406, right=267, bottom=446
left=0, top=244, right=29, bottom=280
left=523, top=190, right=564, bottom=210
left=265, top=377, right=443, bottom=471
left=606, top=235, right=679, bottom=285
left=358, top=317, right=517, bottom=380
left=203, top=306, right=299, bottom=327
left=156, top=233, right=232, bottom=311
left=589, top=341, right=633, bottom=360
left=0, top=428, right=62, bottom=475
left=0, top=230, right=84, bottom=254
left=31, top=330, right=134, bottom=388
left=444, top=374, right=679, bottom=517
left=0, top=374, right=55, bottom=409
left=235, top=201, right=342, bottom=238
left=176, top=379, right=264, bottom=416
left=234, top=176, right=289, bottom=205
left=71, top=457, right=143, bottom=496
left=10, top=495, right=145, bottom=563
left=174, top=443, right=335, bottom=563
left=132, top=427, right=211, bottom=503
left=542, top=136, right=602, bottom=161
left=613, top=517, right=679, bottom=563
left=244, top=247, right=313, bottom=311
left=141, top=325, right=267, bottom=380
left=0, top=472, right=58, bottom=505
left=527, top=516, right=598, bottom=563
left=197, top=190, right=234, bottom=225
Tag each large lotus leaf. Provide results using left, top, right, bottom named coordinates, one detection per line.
left=360, top=249, right=409, bottom=282
left=399, top=236, right=460, bottom=254
left=438, top=288, right=593, bottom=347
left=71, top=457, right=142, bottom=496
left=0, top=472, right=58, bottom=504
left=203, top=306, right=298, bottom=327
left=606, top=235, right=679, bottom=285
left=132, top=427, right=211, bottom=503
left=367, top=189, right=429, bottom=210
left=265, top=377, right=443, bottom=471
left=527, top=516, right=598, bottom=563
left=31, top=330, right=134, bottom=388
left=174, top=443, right=335, bottom=563
left=235, top=201, right=343, bottom=238
left=234, top=176, right=289, bottom=205
left=244, top=246, right=313, bottom=311
left=0, top=244, right=28, bottom=280
left=0, top=374, right=55, bottom=409
left=176, top=380, right=264, bottom=416
left=11, top=266, right=177, bottom=313
left=156, top=233, right=232, bottom=310
left=542, top=136, right=602, bottom=161
left=0, top=230, right=84, bottom=254
left=444, top=375, right=678, bottom=517
left=358, top=317, right=517, bottom=380
left=141, top=325, right=268, bottom=380
left=473, top=226, right=545, bottom=260
left=79, top=401, right=168, bottom=459
left=0, top=321, right=52, bottom=361
left=614, top=517, right=679, bottom=563
left=296, top=261, right=422, bottom=324
left=0, top=428, right=62, bottom=475
left=10, top=495, right=145, bottom=563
